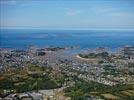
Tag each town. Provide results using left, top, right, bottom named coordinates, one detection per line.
left=0, top=46, right=134, bottom=100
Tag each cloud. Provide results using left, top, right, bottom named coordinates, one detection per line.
left=87, top=6, right=134, bottom=19
left=64, top=8, right=82, bottom=16
left=0, top=0, right=16, bottom=5
left=66, top=10, right=81, bottom=16
left=108, top=12, right=134, bottom=17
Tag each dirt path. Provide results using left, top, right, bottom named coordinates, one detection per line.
left=75, top=55, right=98, bottom=62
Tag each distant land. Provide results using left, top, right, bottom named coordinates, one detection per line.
left=0, top=29, right=134, bottom=50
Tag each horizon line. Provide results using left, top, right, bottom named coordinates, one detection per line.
left=1, top=27, right=134, bottom=31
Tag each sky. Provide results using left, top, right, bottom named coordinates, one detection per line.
left=0, top=0, right=134, bottom=29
